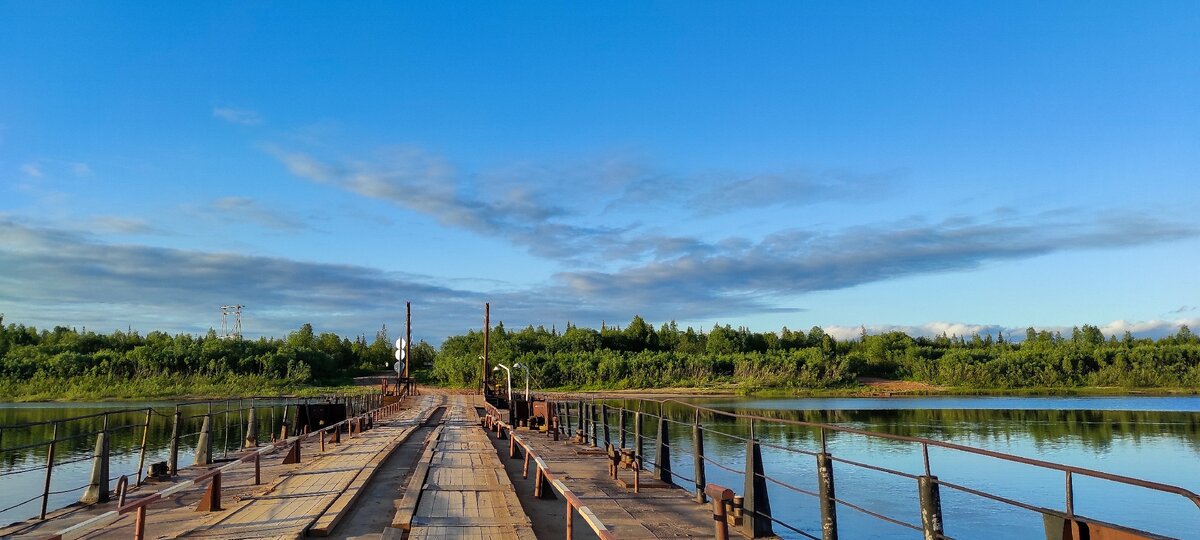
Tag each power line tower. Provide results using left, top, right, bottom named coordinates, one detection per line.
left=220, top=305, right=244, bottom=339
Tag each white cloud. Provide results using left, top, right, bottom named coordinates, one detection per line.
left=72, top=163, right=93, bottom=177
left=825, top=319, right=1200, bottom=342
left=213, top=106, right=263, bottom=125
left=20, top=163, right=43, bottom=178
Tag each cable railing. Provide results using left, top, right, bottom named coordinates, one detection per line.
left=499, top=392, right=1200, bottom=539
left=0, top=392, right=388, bottom=527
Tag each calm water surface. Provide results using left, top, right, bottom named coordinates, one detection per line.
left=3, top=396, right=1198, bottom=538
left=0, top=400, right=295, bottom=527
left=620, top=395, right=1200, bottom=539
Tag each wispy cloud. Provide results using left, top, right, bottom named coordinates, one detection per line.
left=19, top=163, right=43, bottom=178
left=550, top=213, right=1198, bottom=322
left=1168, top=305, right=1196, bottom=314
left=205, top=196, right=308, bottom=231
left=213, top=106, right=263, bottom=125
left=0, top=218, right=481, bottom=339
left=71, top=163, right=93, bottom=177
left=266, top=146, right=903, bottom=265
left=687, top=169, right=900, bottom=214
left=89, top=216, right=165, bottom=235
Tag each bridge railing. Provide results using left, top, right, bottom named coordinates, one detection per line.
left=1, top=394, right=408, bottom=540
left=0, top=392, right=387, bottom=527
left=538, top=393, right=1200, bottom=539
left=481, top=401, right=617, bottom=540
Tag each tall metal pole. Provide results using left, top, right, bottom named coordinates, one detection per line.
left=483, top=302, right=490, bottom=395
left=405, top=301, right=412, bottom=379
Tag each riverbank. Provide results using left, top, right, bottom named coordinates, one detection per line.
left=0, top=373, right=379, bottom=402
left=544, top=378, right=1200, bottom=399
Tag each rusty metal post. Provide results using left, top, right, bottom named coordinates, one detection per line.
left=197, top=471, right=222, bottom=512
left=566, top=500, right=575, bottom=540
left=817, top=428, right=838, bottom=540
left=40, top=422, right=58, bottom=519
left=134, top=505, right=147, bottom=540
left=254, top=453, right=261, bottom=485
left=169, top=406, right=181, bottom=475
left=692, top=410, right=706, bottom=503
left=706, top=484, right=734, bottom=540
left=743, top=420, right=774, bottom=538
left=918, top=476, right=944, bottom=540
left=634, top=410, right=644, bottom=469
left=655, top=404, right=672, bottom=485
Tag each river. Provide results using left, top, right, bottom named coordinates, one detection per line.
left=2, top=396, right=1198, bottom=538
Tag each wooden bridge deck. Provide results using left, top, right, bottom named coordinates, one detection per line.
left=6, top=396, right=440, bottom=540
left=392, top=395, right=534, bottom=540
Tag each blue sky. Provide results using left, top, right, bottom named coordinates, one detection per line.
left=2, top=2, right=1198, bottom=343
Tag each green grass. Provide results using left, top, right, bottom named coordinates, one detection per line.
left=0, top=373, right=378, bottom=402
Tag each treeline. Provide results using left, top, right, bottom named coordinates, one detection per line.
left=0, top=316, right=436, bottom=395
left=432, top=316, right=1200, bottom=390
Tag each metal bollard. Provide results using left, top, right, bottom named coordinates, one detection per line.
left=706, top=484, right=735, bottom=540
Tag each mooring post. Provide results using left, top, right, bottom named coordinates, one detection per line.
left=81, top=414, right=111, bottom=504
left=244, top=402, right=258, bottom=448
left=634, top=410, right=644, bottom=469
left=817, top=429, right=838, bottom=540
left=743, top=419, right=774, bottom=538
left=601, top=403, right=610, bottom=445
left=655, top=403, right=672, bottom=485
left=169, top=406, right=181, bottom=475
left=564, top=401, right=572, bottom=436
left=692, top=409, right=707, bottom=503
left=40, top=422, right=58, bottom=518
left=195, top=413, right=212, bottom=466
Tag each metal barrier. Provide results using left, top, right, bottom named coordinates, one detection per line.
left=0, top=393, right=407, bottom=540
left=482, top=402, right=617, bottom=540
left=514, top=393, right=1200, bottom=540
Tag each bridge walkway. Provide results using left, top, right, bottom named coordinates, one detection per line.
left=389, top=395, right=534, bottom=540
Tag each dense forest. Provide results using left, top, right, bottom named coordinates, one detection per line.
left=0, top=315, right=436, bottom=399
left=433, top=316, right=1200, bottom=391
left=2, top=313, right=1198, bottom=399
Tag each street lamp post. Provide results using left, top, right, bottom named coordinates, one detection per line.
left=513, top=362, right=530, bottom=402
left=492, top=365, right=512, bottom=404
